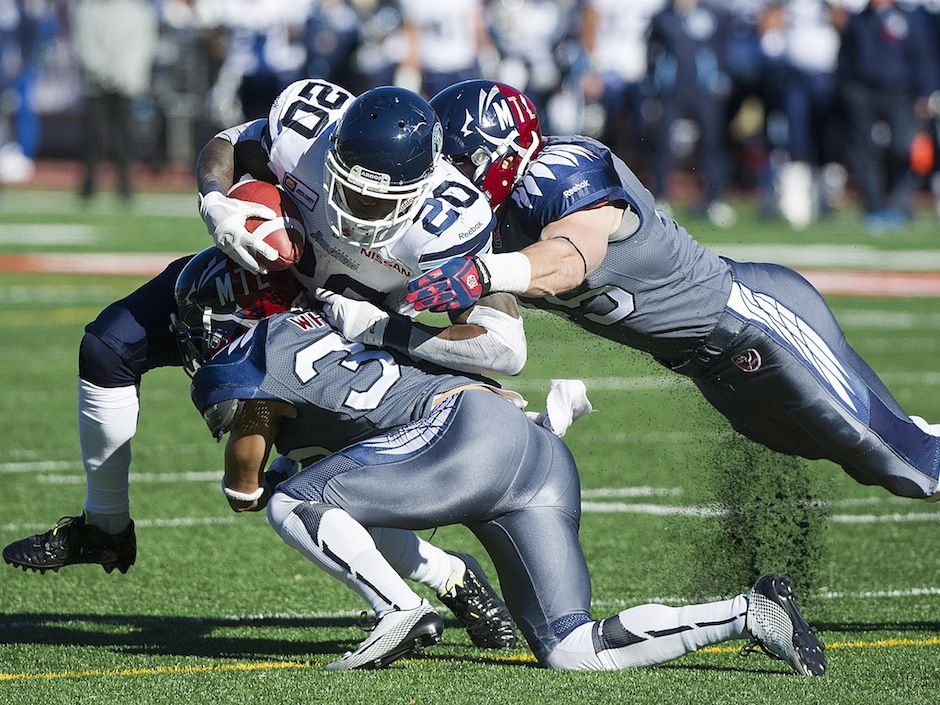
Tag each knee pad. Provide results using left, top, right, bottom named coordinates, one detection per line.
left=79, top=333, right=139, bottom=387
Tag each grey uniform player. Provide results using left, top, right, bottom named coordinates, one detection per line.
left=197, top=79, right=526, bottom=379
left=182, top=259, right=825, bottom=674
left=411, top=80, right=940, bottom=501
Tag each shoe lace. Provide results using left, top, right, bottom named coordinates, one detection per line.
left=739, top=637, right=781, bottom=661
left=51, top=515, right=82, bottom=537
left=355, top=611, right=377, bottom=633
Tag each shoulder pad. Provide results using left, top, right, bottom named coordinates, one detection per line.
left=510, top=137, right=628, bottom=228
left=190, top=321, right=278, bottom=418
left=415, top=163, right=496, bottom=271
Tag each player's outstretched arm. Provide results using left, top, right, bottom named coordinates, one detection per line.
left=407, top=205, right=620, bottom=311
left=317, top=290, right=527, bottom=376
left=221, top=399, right=293, bottom=513
left=196, top=135, right=279, bottom=274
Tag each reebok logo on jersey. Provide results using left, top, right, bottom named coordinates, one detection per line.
left=563, top=180, right=589, bottom=199
left=732, top=349, right=762, bottom=373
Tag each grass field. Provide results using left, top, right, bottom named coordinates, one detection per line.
left=1, top=192, right=939, bottom=704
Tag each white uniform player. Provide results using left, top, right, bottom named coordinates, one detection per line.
left=203, top=79, right=526, bottom=377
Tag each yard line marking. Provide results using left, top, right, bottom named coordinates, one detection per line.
left=509, top=373, right=940, bottom=391
left=581, top=487, right=684, bottom=498
left=0, top=517, right=237, bottom=533
left=711, top=244, right=940, bottom=272
left=0, top=660, right=314, bottom=683
left=593, top=586, right=940, bottom=608
left=2, top=637, right=938, bottom=682
left=581, top=502, right=939, bottom=522
left=0, top=461, right=80, bottom=474
left=700, top=636, right=940, bottom=656
left=38, top=471, right=220, bottom=485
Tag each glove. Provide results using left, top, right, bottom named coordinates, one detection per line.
left=405, top=256, right=490, bottom=312
left=525, top=379, right=592, bottom=437
left=199, top=190, right=279, bottom=274
left=315, top=288, right=390, bottom=346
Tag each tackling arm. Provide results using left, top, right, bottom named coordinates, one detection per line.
left=222, top=399, right=293, bottom=512
left=406, top=204, right=621, bottom=310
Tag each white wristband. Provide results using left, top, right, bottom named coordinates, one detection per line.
left=221, top=478, right=264, bottom=502
left=477, top=252, right=532, bottom=295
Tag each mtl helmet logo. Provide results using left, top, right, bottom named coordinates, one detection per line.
left=732, top=348, right=762, bottom=373
left=470, top=85, right=536, bottom=143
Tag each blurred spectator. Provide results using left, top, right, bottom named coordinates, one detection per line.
left=0, top=0, right=43, bottom=183
left=153, top=0, right=228, bottom=168
left=304, top=0, right=360, bottom=89
left=489, top=0, right=567, bottom=118
left=397, top=0, right=493, bottom=98
left=838, top=0, right=936, bottom=232
left=649, top=0, right=735, bottom=225
left=208, top=0, right=312, bottom=125
left=776, top=0, right=845, bottom=229
left=722, top=1, right=788, bottom=218
left=578, top=0, right=664, bottom=166
left=72, top=0, right=158, bottom=202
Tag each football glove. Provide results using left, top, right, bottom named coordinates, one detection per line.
left=315, top=288, right=390, bottom=347
left=405, top=256, right=490, bottom=312
left=199, top=190, right=279, bottom=274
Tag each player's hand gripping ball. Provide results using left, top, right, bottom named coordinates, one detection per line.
left=227, top=180, right=306, bottom=271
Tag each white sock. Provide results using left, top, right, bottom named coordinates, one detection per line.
left=78, top=378, right=137, bottom=534
left=268, top=494, right=422, bottom=617
left=545, top=596, right=748, bottom=670
left=911, top=416, right=940, bottom=437
left=369, top=527, right=465, bottom=594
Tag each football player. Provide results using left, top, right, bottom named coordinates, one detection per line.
left=405, top=79, right=940, bottom=501
left=3, top=82, right=523, bottom=650
left=177, top=247, right=826, bottom=674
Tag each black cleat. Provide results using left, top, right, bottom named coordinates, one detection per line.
left=3, top=515, right=136, bottom=574
left=437, top=551, right=517, bottom=650
left=742, top=573, right=827, bottom=676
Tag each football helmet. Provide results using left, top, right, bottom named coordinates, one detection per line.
left=430, top=80, right=542, bottom=207
left=324, top=86, right=443, bottom=249
left=172, top=247, right=301, bottom=376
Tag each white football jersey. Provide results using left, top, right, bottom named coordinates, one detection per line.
left=221, top=79, right=495, bottom=316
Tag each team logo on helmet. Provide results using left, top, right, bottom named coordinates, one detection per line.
left=732, top=349, right=762, bottom=373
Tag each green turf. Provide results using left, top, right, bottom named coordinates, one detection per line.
left=1, top=193, right=939, bottom=704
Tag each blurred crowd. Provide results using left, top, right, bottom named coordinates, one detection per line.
left=1, top=0, right=939, bottom=232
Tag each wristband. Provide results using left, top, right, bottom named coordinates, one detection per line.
left=221, top=478, right=264, bottom=502
left=476, top=252, right=532, bottom=295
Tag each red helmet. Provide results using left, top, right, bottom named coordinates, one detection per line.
left=431, top=80, right=542, bottom=206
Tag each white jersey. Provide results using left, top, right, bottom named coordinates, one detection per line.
left=218, top=79, right=495, bottom=315
left=399, top=0, right=482, bottom=73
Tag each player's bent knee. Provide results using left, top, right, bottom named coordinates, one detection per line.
left=79, top=333, right=138, bottom=388
left=266, top=491, right=304, bottom=534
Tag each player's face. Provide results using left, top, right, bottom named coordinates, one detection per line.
left=340, top=186, right=399, bottom=220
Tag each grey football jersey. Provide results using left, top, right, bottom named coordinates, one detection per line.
left=499, top=136, right=732, bottom=361
left=191, top=310, right=476, bottom=462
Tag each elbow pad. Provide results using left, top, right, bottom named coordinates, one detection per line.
left=407, top=306, right=527, bottom=376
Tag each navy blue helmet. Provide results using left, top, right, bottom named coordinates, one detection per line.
left=430, top=80, right=542, bottom=207
left=171, top=247, right=301, bottom=376
left=325, top=86, right=443, bottom=249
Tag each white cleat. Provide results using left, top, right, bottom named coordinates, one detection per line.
left=325, top=599, right=443, bottom=671
left=911, top=416, right=940, bottom=437
left=743, top=574, right=826, bottom=676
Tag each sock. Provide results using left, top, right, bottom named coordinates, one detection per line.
left=545, top=596, right=748, bottom=670
left=78, top=378, right=137, bottom=534
left=268, top=493, right=422, bottom=617
left=369, top=527, right=465, bottom=594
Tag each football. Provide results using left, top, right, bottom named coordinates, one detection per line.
left=227, top=179, right=305, bottom=271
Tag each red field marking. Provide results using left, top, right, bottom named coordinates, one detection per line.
left=1, top=254, right=940, bottom=297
